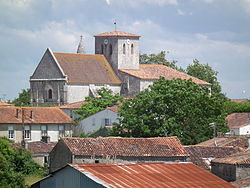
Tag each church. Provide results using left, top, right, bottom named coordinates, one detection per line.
left=30, top=30, right=211, bottom=106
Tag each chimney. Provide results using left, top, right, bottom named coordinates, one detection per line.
left=77, top=35, right=85, bottom=54
left=15, top=109, right=19, bottom=118
left=41, top=136, right=50, bottom=143
left=30, top=110, right=33, bottom=119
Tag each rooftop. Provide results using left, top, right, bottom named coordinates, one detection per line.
left=68, top=162, right=234, bottom=188
left=0, top=107, right=73, bottom=124
left=226, top=113, right=250, bottom=128
left=94, top=30, right=140, bottom=37
left=60, top=100, right=88, bottom=109
left=60, top=136, right=189, bottom=157
left=0, top=101, right=12, bottom=106
left=120, top=64, right=211, bottom=85
left=212, top=150, right=250, bottom=165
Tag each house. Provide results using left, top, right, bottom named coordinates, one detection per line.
left=59, top=100, right=88, bottom=119
left=0, top=101, right=13, bottom=107
left=31, top=162, right=235, bottom=188
left=230, top=99, right=249, bottom=103
left=30, top=30, right=211, bottom=106
left=211, top=150, right=250, bottom=182
left=197, top=136, right=249, bottom=149
left=0, top=107, right=73, bottom=143
left=185, top=145, right=245, bottom=169
left=49, top=136, right=189, bottom=173
left=226, top=113, right=250, bottom=135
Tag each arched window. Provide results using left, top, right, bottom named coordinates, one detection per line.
left=123, top=44, right=126, bottom=54
left=131, top=44, right=134, bottom=54
left=109, top=44, right=112, bottom=55
left=48, top=89, right=52, bottom=99
left=101, top=44, right=104, bottom=54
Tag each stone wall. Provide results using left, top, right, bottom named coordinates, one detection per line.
left=211, top=162, right=236, bottom=182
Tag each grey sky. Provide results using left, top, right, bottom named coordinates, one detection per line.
left=0, top=0, right=250, bottom=100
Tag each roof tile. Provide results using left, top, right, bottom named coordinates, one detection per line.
left=94, top=30, right=140, bottom=37
left=226, top=113, right=250, bottom=128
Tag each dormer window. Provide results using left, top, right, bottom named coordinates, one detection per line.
left=123, top=44, right=126, bottom=54
left=48, top=89, right=52, bottom=99
left=131, top=44, right=134, bottom=54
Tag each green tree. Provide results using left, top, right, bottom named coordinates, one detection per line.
left=110, top=78, right=227, bottom=145
left=140, top=51, right=183, bottom=71
left=0, top=137, right=43, bottom=188
left=12, top=89, right=30, bottom=106
left=75, top=88, right=123, bottom=120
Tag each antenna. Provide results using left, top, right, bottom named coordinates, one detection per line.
left=114, top=19, right=117, bottom=31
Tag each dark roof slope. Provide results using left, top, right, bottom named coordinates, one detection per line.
left=61, top=136, right=188, bottom=157
left=0, top=107, right=73, bottom=124
left=68, top=163, right=235, bottom=188
left=226, top=113, right=250, bottom=128
left=120, top=64, right=211, bottom=85
left=212, top=150, right=250, bottom=165
left=185, top=145, right=245, bottom=169
left=53, top=52, right=121, bottom=85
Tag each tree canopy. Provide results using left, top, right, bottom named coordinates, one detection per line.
left=0, top=137, right=43, bottom=188
left=12, top=89, right=30, bottom=106
left=75, top=88, right=123, bottom=120
left=110, top=78, right=228, bottom=145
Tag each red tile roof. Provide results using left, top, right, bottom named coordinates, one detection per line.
left=185, top=145, right=245, bottom=169
left=53, top=52, right=121, bottom=85
left=120, top=64, right=211, bottom=85
left=27, top=141, right=57, bottom=154
left=0, top=107, right=73, bottom=124
left=69, top=162, right=234, bottom=188
left=226, top=113, right=250, bottom=128
left=212, top=150, right=250, bottom=165
left=94, top=30, right=140, bottom=37
left=59, top=101, right=88, bottom=109
left=230, top=99, right=249, bottom=103
left=106, top=106, right=119, bottom=113
left=61, top=136, right=188, bottom=157
left=232, top=177, right=250, bottom=188
left=197, top=137, right=249, bottom=149
left=0, top=102, right=12, bottom=106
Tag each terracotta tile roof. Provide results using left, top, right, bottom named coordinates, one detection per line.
left=106, top=106, right=119, bottom=113
left=68, top=162, right=234, bottom=188
left=185, top=145, right=245, bottom=169
left=212, top=150, right=250, bottom=165
left=59, top=101, right=88, bottom=109
left=120, top=64, right=211, bottom=85
left=230, top=99, right=249, bottom=103
left=27, top=141, right=57, bottom=154
left=0, top=107, right=73, bottom=124
left=53, top=52, right=121, bottom=85
left=231, top=177, right=250, bottom=188
left=94, top=30, right=140, bottom=37
left=0, top=102, right=12, bottom=106
left=226, top=113, right=250, bottom=128
left=197, top=137, right=249, bottom=149
left=61, top=136, right=189, bottom=157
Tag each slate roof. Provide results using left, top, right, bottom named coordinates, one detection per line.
left=212, top=150, right=250, bottom=165
left=59, top=101, right=88, bottom=109
left=226, top=113, right=250, bottom=128
left=197, top=137, right=249, bottom=149
left=185, top=145, right=245, bottom=169
left=68, top=162, right=234, bottom=188
left=0, top=107, right=73, bottom=124
left=120, top=64, right=211, bottom=85
left=94, top=30, right=140, bottom=37
left=60, top=136, right=188, bottom=157
left=53, top=52, right=121, bottom=85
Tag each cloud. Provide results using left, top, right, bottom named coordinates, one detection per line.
left=177, top=9, right=185, bottom=15
left=105, top=0, right=178, bottom=6
left=203, top=0, right=214, bottom=3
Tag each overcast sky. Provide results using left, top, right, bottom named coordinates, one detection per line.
left=1, top=0, right=250, bottom=100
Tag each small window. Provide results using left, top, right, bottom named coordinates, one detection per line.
left=109, top=44, right=112, bottom=55
left=44, top=156, right=48, bottom=164
left=123, top=44, right=126, bottom=54
left=8, top=126, right=14, bottom=139
left=41, top=125, right=47, bottom=136
left=48, top=89, right=52, bottom=99
left=59, top=125, right=65, bottom=137
left=131, top=44, right=134, bottom=54
left=24, top=126, right=30, bottom=139
left=95, top=160, right=99, bottom=163
left=101, top=44, right=104, bottom=54
left=92, top=118, right=95, bottom=126
left=104, top=118, right=110, bottom=126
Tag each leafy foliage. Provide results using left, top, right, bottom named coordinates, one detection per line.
left=75, top=88, right=123, bottom=120
left=110, top=78, right=227, bottom=145
left=0, top=137, right=43, bottom=188
left=223, top=101, right=250, bottom=114
left=140, top=51, right=183, bottom=71
left=12, top=89, right=30, bottom=106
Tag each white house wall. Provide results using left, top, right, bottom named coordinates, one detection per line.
left=31, top=125, right=41, bottom=141
left=239, top=124, right=250, bottom=135
left=140, top=79, right=154, bottom=91
left=66, top=85, right=90, bottom=104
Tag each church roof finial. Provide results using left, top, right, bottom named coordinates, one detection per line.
left=77, top=35, right=85, bottom=54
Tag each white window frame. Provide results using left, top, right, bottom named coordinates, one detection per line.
left=59, top=125, right=65, bottom=137
left=41, top=125, right=47, bottom=136
left=8, top=126, right=14, bottom=139
left=24, top=126, right=30, bottom=139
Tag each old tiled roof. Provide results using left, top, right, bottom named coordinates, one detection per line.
left=61, top=136, right=189, bottom=157
left=231, top=177, right=250, bottom=188
left=27, top=141, right=57, bottom=154
left=60, top=101, right=88, bottom=109
left=230, top=99, right=249, bottom=103
left=68, top=163, right=234, bottom=188
left=185, top=145, right=245, bottom=169
left=0, top=107, right=73, bottom=124
left=226, top=113, right=250, bottom=128
left=53, top=52, right=121, bottom=85
left=120, top=64, right=211, bottom=85
left=106, top=106, right=119, bottom=113
left=197, top=137, right=249, bottom=149
left=0, top=102, right=12, bottom=106
left=94, top=30, right=140, bottom=37
left=212, top=150, right=250, bottom=165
